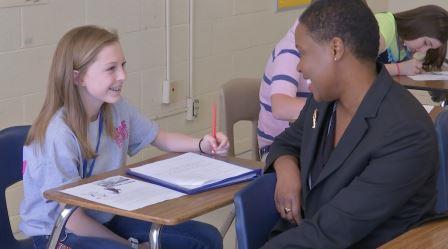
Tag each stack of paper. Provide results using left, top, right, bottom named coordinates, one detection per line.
left=127, top=153, right=262, bottom=194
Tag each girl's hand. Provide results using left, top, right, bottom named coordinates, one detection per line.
left=398, top=59, right=424, bottom=76
left=200, top=132, right=229, bottom=156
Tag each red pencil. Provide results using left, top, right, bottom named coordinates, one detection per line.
left=212, top=103, right=217, bottom=139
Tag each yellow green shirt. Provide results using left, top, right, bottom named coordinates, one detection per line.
left=375, top=12, right=409, bottom=63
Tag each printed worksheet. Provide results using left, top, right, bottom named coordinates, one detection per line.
left=408, top=71, right=448, bottom=81
left=61, top=176, right=185, bottom=211
left=129, top=153, right=255, bottom=189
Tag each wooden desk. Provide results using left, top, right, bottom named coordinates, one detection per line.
left=394, top=75, right=448, bottom=104
left=44, top=153, right=263, bottom=249
left=393, top=76, right=446, bottom=122
left=394, top=76, right=448, bottom=94
left=379, top=218, right=448, bottom=249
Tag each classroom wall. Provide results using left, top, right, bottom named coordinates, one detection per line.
left=0, top=0, right=412, bottom=160
left=388, top=0, right=448, bottom=12
left=0, top=0, right=394, bottom=157
left=0, top=0, right=303, bottom=162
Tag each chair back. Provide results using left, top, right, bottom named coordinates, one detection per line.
left=219, top=78, right=261, bottom=160
left=435, top=111, right=448, bottom=213
left=234, top=173, right=279, bottom=249
left=0, top=125, right=33, bottom=249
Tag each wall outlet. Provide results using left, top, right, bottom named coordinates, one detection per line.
left=186, top=98, right=199, bottom=120
left=193, top=99, right=199, bottom=117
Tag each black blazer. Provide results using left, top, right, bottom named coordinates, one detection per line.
left=262, top=66, right=439, bottom=249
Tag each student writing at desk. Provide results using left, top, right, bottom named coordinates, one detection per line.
left=20, top=25, right=229, bottom=249
left=376, top=5, right=448, bottom=76
left=261, top=0, right=438, bottom=248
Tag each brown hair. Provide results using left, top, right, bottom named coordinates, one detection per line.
left=394, top=5, right=448, bottom=68
left=26, top=25, right=118, bottom=159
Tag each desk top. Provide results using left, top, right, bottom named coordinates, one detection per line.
left=379, top=218, right=448, bottom=249
left=394, top=76, right=448, bottom=94
left=44, top=153, right=263, bottom=225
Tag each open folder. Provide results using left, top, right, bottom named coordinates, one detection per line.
left=127, top=153, right=262, bottom=194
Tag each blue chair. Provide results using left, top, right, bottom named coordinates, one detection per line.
left=234, top=173, right=279, bottom=249
left=0, top=126, right=34, bottom=249
left=435, top=110, right=448, bottom=213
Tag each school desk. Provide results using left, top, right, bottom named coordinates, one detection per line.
left=44, top=153, right=263, bottom=249
left=379, top=218, right=448, bottom=249
left=394, top=75, right=448, bottom=105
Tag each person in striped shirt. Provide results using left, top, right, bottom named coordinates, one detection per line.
left=257, top=18, right=311, bottom=161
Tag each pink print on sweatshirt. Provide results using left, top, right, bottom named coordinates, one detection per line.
left=22, top=160, right=27, bottom=175
left=114, top=120, right=129, bottom=148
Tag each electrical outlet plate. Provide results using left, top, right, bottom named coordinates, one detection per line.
left=193, top=99, right=199, bottom=117
left=186, top=98, right=199, bottom=120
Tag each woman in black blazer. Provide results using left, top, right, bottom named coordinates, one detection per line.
left=262, top=0, right=438, bottom=248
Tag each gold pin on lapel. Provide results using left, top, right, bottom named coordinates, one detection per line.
left=312, top=109, right=318, bottom=128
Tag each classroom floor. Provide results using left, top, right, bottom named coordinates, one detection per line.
left=195, top=204, right=236, bottom=249
left=194, top=150, right=254, bottom=249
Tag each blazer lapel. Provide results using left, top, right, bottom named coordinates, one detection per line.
left=312, top=64, right=394, bottom=188
left=301, top=102, right=332, bottom=198
left=313, top=113, right=368, bottom=187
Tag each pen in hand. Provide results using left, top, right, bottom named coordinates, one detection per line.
left=211, top=103, right=217, bottom=154
left=212, top=102, right=217, bottom=139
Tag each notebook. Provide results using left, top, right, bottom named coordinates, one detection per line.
left=127, top=153, right=262, bottom=194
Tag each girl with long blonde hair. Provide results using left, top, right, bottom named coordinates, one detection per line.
left=20, top=25, right=227, bottom=249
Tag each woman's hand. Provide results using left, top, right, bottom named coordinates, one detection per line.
left=398, top=59, right=424, bottom=76
left=274, top=156, right=302, bottom=224
left=200, top=132, right=229, bottom=156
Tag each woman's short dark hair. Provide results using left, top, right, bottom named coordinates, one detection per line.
left=299, top=0, right=379, bottom=64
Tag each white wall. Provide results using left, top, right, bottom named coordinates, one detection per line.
left=1, top=0, right=440, bottom=158
left=0, top=0, right=413, bottom=157
left=388, top=0, right=448, bottom=12
left=0, top=0, right=302, bottom=160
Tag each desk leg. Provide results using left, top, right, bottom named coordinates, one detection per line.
left=149, top=223, right=162, bottom=249
left=219, top=206, right=235, bottom=238
left=47, top=205, right=77, bottom=249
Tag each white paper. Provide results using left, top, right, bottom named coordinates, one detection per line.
left=408, top=71, right=448, bottom=81
left=129, top=153, right=253, bottom=189
left=61, top=176, right=185, bottom=211
left=423, top=104, right=434, bottom=113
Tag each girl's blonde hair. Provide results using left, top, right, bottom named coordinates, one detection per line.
left=26, top=25, right=118, bottom=159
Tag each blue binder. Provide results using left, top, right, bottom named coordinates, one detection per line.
left=127, top=153, right=262, bottom=195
